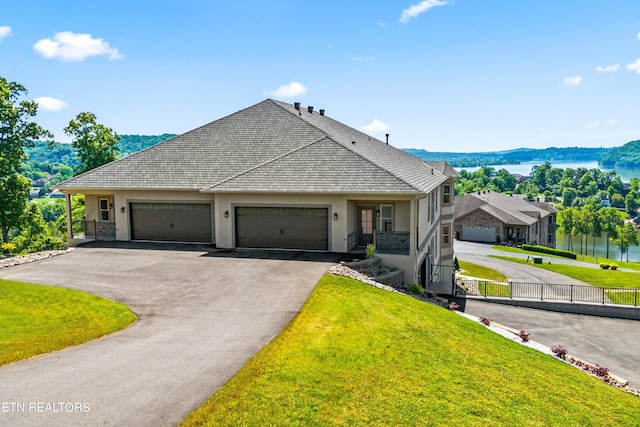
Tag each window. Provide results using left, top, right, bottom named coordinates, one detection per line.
left=380, top=204, right=393, bottom=231
left=443, top=184, right=451, bottom=205
left=442, top=224, right=451, bottom=247
left=99, top=198, right=110, bottom=221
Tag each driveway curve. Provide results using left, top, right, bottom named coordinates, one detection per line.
left=0, top=243, right=338, bottom=426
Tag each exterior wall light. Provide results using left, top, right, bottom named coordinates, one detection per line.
left=224, top=210, right=229, bottom=218
left=120, top=207, right=125, bottom=213
left=333, top=212, right=338, bottom=220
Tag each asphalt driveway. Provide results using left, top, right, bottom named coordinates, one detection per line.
left=0, top=243, right=338, bottom=426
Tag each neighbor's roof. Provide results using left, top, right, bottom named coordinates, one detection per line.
left=454, top=191, right=556, bottom=226
left=57, top=99, right=454, bottom=194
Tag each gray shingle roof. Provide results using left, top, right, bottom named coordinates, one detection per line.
left=58, top=99, right=454, bottom=194
left=455, top=191, right=556, bottom=226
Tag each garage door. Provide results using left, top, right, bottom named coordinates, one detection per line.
left=461, top=225, right=496, bottom=243
left=236, top=207, right=328, bottom=250
left=130, top=203, right=212, bottom=243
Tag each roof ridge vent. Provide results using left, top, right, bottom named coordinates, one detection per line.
left=319, top=109, right=325, bottom=116
left=307, top=106, right=314, bottom=114
left=294, top=102, right=301, bottom=110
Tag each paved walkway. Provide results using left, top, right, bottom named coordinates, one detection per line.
left=0, top=243, right=337, bottom=426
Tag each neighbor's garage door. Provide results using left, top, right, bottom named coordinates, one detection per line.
left=461, top=225, right=496, bottom=243
left=236, top=207, right=328, bottom=250
left=130, top=203, right=212, bottom=243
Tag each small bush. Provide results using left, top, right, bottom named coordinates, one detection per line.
left=610, top=264, right=618, bottom=270
left=592, top=365, right=609, bottom=377
left=551, top=345, right=568, bottom=359
left=407, top=284, right=424, bottom=295
left=479, top=317, right=491, bottom=326
left=518, top=329, right=531, bottom=342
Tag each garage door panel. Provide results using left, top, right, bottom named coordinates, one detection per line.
left=131, top=203, right=212, bottom=243
left=236, top=207, right=328, bottom=250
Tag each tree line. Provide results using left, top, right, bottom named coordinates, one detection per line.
left=1, top=76, right=120, bottom=255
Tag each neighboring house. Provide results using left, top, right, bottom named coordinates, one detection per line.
left=454, top=190, right=556, bottom=247
left=57, top=99, right=458, bottom=291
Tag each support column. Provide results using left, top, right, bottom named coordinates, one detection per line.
left=65, top=192, right=73, bottom=240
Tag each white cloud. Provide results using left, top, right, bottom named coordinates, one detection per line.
left=626, top=58, right=640, bottom=74
left=637, top=31, right=640, bottom=40
left=33, top=31, right=122, bottom=61
left=353, top=56, right=374, bottom=62
left=0, top=26, right=11, bottom=41
left=562, top=76, right=582, bottom=87
left=399, top=0, right=449, bottom=23
left=585, top=118, right=617, bottom=129
left=596, top=64, right=619, bottom=73
left=34, top=96, right=68, bottom=112
left=269, top=81, right=307, bottom=98
left=362, top=119, right=390, bottom=134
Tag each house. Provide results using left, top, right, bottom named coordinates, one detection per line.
left=454, top=190, right=556, bottom=247
left=57, top=99, right=458, bottom=291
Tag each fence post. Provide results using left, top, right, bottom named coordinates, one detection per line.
left=540, top=283, right=544, bottom=301
left=509, top=282, right=512, bottom=299
left=635, top=289, right=638, bottom=308
left=602, top=287, right=605, bottom=305
left=570, top=284, right=573, bottom=302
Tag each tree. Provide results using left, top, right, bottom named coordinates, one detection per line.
left=575, top=207, right=593, bottom=255
left=562, top=187, right=578, bottom=208
left=557, top=207, right=578, bottom=251
left=64, top=112, right=121, bottom=174
left=625, top=191, right=639, bottom=215
left=0, top=174, right=30, bottom=243
left=599, top=207, right=624, bottom=259
left=0, top=77, right=53, bottom=242
left=614, top=222, right=639, bottom=262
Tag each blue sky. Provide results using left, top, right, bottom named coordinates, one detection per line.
left=1, top=1, right=639, bottom=152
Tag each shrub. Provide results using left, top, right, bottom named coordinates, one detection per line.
left=592, top=365, right=609, bottom=377
left=610, top=264, right=618, bottom=270
left=518, top=329, right=531, bottom=342
left=551, top=345, right=568, bottom=359
left=407, top=284, right=424, bottom=295
left=521, top=244, right=577, bottom=260
left=479, top=316, right=491, bottom=326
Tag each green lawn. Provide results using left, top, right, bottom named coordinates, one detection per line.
left=489, top=255, right=640, bottom=289
left=181, top=274, right=640, bottom=426
left=0, top=279, right=136, bottom=365
left=492, top=245, right=640, bottom=271
left=459, top=260, right=508, bottom=281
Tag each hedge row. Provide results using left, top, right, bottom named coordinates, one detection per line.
left=521, top=244, right=577, bottom=260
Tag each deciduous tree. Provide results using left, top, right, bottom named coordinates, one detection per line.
left=64, top=112, right=120, bottom=174
left=0, top=77, right=53, bottom=243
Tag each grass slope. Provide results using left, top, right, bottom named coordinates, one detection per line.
left=182, top=275, right=640, bottom=426
left=459, top=260, right=508, bottom=281
left=0, top=279, right=136, bottom=365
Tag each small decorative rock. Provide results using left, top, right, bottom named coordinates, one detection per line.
left=0, top=249, right=74, bottom=269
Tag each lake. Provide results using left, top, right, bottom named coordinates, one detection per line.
left=556, top=233, right=640, bottom=263
left=458, top=161, right=640, bottom=183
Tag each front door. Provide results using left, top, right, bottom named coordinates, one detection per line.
left=357, top=207, right=375, bottom=246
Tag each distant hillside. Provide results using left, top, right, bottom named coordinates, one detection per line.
left=599, top=140, right=640, bottom=167
left=404, top=146, right=615, bottom=167
left=25, top=134, right=177, bottom=166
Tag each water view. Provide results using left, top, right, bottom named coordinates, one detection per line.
left=556, top=233, right=640, bottom=264
left=458, top=161, right=640, bottom=183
